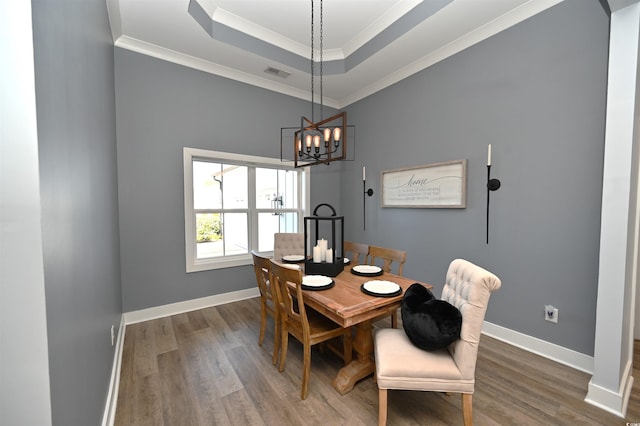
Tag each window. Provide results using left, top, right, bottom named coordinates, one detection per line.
left=184, top=147, right=309, bottom=272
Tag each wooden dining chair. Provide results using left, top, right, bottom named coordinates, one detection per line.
left=273, top=232, right=305, bottom=261
left=369, top=245, right=407, bottom=328
left=251, top=251, right=280, bottom=365
left=269, top=260, right=353, bottom=400
left=373, top=259, right=502, bottom=425
left=344, top=241, right=369, bottom=266
left=368, top=245, right=407, bottom=276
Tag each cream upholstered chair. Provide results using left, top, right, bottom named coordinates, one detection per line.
left=369, top=245, right=407, bottom=328
left=270, top=260, right=352, bottom=400
left=273, top=232, right=305, bottom=261
left=373, top=259, right=501, bottom=426
left=251, top=250, right=280, bottom=365
left=344, top=241, right=369, bottom=266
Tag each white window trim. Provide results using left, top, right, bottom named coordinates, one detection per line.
left=183, top=147, right=310, bottom=272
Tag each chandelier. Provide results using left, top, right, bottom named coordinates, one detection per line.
left=283, top=0, right=349, bottom=168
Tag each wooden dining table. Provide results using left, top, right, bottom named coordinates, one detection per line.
left=298, top=264, right=433, bottom=395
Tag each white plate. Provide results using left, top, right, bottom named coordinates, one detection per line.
left=282, top=254, right=305, bottom=262
left=353, top=265, right=382, bottom=274
left=302, top=275, right=333, bottom=287
left=282, top=263, right=301, bottom=270
left=363, top=280, right=401, bottom=295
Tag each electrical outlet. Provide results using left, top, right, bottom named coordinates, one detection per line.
left=544, top=305, right=558, bottom=323
left=110, top=325, right=115, bottom=346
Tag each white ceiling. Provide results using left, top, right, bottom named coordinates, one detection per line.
left=107, top=0, right=564, bottom=108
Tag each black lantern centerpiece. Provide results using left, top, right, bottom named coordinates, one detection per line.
left=304, top=203, right=344, bottom=277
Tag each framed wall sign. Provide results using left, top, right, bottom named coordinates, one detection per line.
left=381, top=159, right=467, bottom=208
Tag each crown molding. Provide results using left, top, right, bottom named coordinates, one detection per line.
left=116, top=0, right=563, bottom=109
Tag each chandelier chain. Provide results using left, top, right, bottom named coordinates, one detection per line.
left=320, top=0, right=323, bottom=120
left=282, top=0, right=350, bottom=168
left=310, top=0, right=315, bottom=122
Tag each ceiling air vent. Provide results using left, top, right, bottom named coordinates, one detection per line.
left=264, top=66, right=291, bottom=79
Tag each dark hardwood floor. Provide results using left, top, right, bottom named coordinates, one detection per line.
left=115, top=297, right=640, bottom=425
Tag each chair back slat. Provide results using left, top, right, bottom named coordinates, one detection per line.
left=252, top=251, right=273, bottom=302
left=369, top=245, right=407, bottom=276
left=270, top=261, right=309, bottom=337
left=344, top=241, right=369, bottom=266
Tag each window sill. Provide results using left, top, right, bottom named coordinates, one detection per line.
left=186, top=254, right=253, bottom=273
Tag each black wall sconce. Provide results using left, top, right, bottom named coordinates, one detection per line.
left=363, top=166, right=374, bottom=230
left=486, top=144, right=501, bottom=244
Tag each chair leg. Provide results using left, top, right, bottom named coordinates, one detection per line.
left=378, top=388, right=388, bottom=426
left=271, top=313, right=280, bottom=366
left=390, top=310, right=398, bottom=328
left=278, top=325, right=288, bottom=373
left=461, top=393, right=472, bottom=426
left=259, top=303, right=267, bottom=346
left=301, top=343, right=311, bottom=400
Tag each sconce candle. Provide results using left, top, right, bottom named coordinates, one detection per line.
left=362, top=166, right=366, bottom=181
left=487, top=144, right=492, bottom=166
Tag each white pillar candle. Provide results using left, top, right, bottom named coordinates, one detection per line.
left=313, top=246, right=322, bottom=263
left=487, top=144, right=492, bottom=166
left=362, top=166, right=366, bottom=181
left=318, top=239, right=328, bottom=261
left=326, top=248, right=333, bottom=263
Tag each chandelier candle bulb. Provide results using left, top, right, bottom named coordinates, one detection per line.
left=333, top=126, right=341, bottom=141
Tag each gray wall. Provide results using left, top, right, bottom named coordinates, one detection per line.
left=114, top=0, right=608, bottom=357
left=342, top=0, right=609, bottom=355
left=31, top=0, right=122, bottom=425
left=114, top=49, right=340, bottom=311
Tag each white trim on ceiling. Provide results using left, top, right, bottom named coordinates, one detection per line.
left=113, top=0, right=564, bottom=109
left=115, top=35, right=334, bottom=106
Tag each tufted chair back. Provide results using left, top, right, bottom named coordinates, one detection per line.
left=273, top=233, right=305, bottom=261
left=441, top=258, right=502, bottom=380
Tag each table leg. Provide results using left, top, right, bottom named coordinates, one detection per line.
left=332, top=320, right=375, bottom=394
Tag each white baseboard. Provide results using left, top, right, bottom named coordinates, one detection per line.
left=482, top=321, right=594, bottom=373
left=101, top=314, right=126, bottom=426
left=123, top=287, right=260, bottom=325
left=585, top=359, right=634, bottom=418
